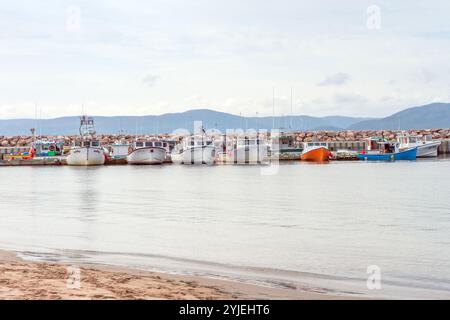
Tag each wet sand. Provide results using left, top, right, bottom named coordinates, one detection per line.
left=0, top=250, right=348, bottom=300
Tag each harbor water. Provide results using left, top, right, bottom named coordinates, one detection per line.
left=0, top=160, right=450, bottom=298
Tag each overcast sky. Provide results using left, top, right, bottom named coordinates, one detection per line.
left=1, top=0, right=450, bottom=119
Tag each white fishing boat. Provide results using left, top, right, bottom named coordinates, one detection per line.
left=127, top=140, right=168, bottom=165
left=171, top=135, right=216, bottom=165
left=228, top=137, right=270, bottom=164
left=67, top=116, right=105, bottom=166
left=109, top=140, right=130, bottom=160
left=397, top=133, right=441, bottom=158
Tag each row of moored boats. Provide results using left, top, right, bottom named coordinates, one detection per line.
left=6, top=116, right=441, bottom=166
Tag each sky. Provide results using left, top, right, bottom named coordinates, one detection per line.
left=1, top=0, right=450, bottom=119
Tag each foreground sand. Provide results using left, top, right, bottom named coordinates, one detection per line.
left=0, top=250, right=347, bottom=300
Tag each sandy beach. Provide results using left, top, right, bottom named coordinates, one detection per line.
left=0, top=250, right=349, bottom=300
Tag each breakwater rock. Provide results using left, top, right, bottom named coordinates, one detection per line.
left=1, top=129, right=450, bottom=147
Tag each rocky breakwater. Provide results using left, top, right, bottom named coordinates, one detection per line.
left=0, top=129, right=449, bottom=148
left=0, top=134, right=175, bottom=148
left=291, top=129, right=450, bottom=143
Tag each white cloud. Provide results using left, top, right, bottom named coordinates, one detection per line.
left=142, top=74, right=160, bottom=88
left=317, top=73, right=350, bottom=86
left=0, top=0, right=450, bottom=118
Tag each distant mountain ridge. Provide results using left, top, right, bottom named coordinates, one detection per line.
left=0, top=109, right=371, bottom=136
left=348, top=103, right=450, bottom=130
left=0, top=103, right=449, bottom=136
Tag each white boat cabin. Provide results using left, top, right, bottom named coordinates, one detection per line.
left=185, top=136, right=213, bottom=148
left=133, top=140, right=169, bottom=151
left=110, top=143, right=130, bottom=158
left=397, top=134, right=434, bottom=148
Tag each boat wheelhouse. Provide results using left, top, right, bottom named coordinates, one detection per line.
left=109, top=141, right=130, bottom=160
left=33, top=140, right=64, bottom=157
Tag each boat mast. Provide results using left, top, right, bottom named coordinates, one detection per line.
left=272, top=87, right=275, bottom=129
left=290, top=88, right=293, bottom=130
left=79, top=113, right=96, bottom=138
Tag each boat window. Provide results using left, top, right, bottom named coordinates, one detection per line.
left=308, top=143, right=313, bottom=147
left=321, top=143, right=327, bottom=146
left=190, top=141, right=195, bottom=146
left=136, top=142, right=144, bottom=147
left=163, top=143, right=167, bottom=147
left=91, top=141, right=100, bottom=147
left=83, top=141, right=91, bottom=147
left=154, top=142, right=162, bottom=147
left=248, top=140, right=255, bottom=145
left=145, top=142, right=153, bottom=147
left=206, top=141, right=212, bottom=145
left=196, top=141, right=203, bottom=146
left=74, top=141, right=81, bottom=147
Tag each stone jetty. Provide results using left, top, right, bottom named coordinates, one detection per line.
left=1, top=129, right=450, bottom=148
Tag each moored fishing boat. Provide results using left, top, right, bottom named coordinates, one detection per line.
left=228, top=136, right=270, bottom=164
left=127, top=139, right=168, bottom=165
left=32, top=140, right=65, bottom=158
left=171, top=135, right=216, bottom=165
left=396, top=133, right=441, bottom=158
left=300, top=142, right=331, bottom=162
left=358, top=137, right=417, bottom=161
left=104, top=140, right=130, bottom=164
left=67, top=116, right=105, bottom=166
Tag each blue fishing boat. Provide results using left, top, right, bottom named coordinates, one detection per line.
left=358, top=137, right=417, bottom=161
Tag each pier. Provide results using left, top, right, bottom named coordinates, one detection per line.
left=439, top=139, right=450, bottom=154
left=1, top=139, right=449, bottom=167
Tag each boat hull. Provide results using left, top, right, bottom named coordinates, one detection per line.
left=66, top=147, right=105, bottom=166
left=417, top=141, right=441, bottom=157
left=172, top=146, right=215, bottom=165
left=229, top=145, right=270, bottom=164
left=301, top=147, right=330, bottom=162
left=127, top=147, right=166, bottom=165
left=358, top=147, right=417, bottom=161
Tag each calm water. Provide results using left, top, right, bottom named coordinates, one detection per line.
left=1, top=160, right=450, bottom=298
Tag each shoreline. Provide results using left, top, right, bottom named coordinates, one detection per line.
left=0, top=249, right=351, bottom=300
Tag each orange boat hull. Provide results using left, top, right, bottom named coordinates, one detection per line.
left=301, top=147, right=330, bottom=162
